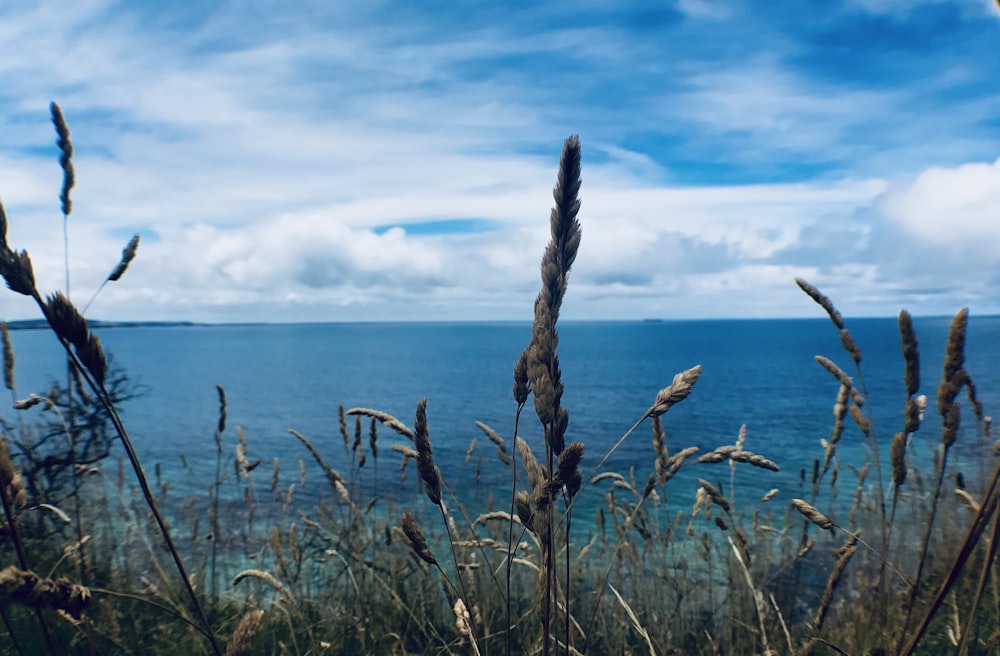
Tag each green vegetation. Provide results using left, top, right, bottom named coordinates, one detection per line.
left=0, top=110, right=997, bottom=655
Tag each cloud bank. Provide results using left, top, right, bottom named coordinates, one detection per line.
left=0, top=0, right=997, bottom=322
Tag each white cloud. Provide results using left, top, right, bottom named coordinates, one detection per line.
left=846, top=0, right=998, bottom=17
left=676, top=0, right=733, bottom=20
left=879, top=157, right=1000, bottom=255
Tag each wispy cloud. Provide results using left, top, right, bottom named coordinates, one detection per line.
left=0, top=0, right=997, bottom=322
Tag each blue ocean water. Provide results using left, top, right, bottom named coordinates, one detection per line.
left=4, top=316, right=999, bottom=523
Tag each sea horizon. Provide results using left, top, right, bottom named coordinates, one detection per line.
left=5, top=313, right=996, bottom=332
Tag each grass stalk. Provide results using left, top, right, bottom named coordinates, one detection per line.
left=956, top=501, right=1000, bottom=655
left=0, top=437, right=58, bottom=652
left=900, top=454, right=1000, bottom=655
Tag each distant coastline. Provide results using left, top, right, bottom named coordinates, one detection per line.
left=4, top=319, right=204, bottom=331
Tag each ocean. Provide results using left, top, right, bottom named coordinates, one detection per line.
left=4, top=316, right=999, bottom=527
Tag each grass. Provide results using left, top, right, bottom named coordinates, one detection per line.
left=0, top=110, right=997, bottom=654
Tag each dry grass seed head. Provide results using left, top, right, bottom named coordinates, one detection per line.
left=791, top=499, right=835, bottom=531
left=14, top=394, right=45, bottom=411
left=514, top=491, right=534, bottom=532
left=289, top=429, right=344, bottom=489
left=524, top=137, right=582, bottom=453
left=641, top=473, right=657, bottom=499
left=1, top=321, right=13, bottom=391
left=942, top=401, right=961, bottom=448
left=795, top=278, right=844, bottom=329
left=338, top=404, right=349, bottom=445
left=453, top=598, right=474, bottom=639
left=225, top=608, right=264, bottom=656
left=108, top=234, right=140, bottom=282
left=413, top=398, right=442, bottom=506
left=648, top=365, right=702, bottom=418
left=347, top=407, right=415, bottom=441
left=513, top=349, right=530, bottom=405
left=651, top=415, right=667, bottom=453
left=815, top=356, right=853, bottom=390
left=904, top=396, right=922, bottom=435
left=0, top=566, right=90, bottom=618
left=553, top=441, right=584, bottom=495
left=890, top=432, right=907, bottom=486
left=840, top=329, right=863, bottom=364
left=0, top=197, right=6, bottom=249
left=391, top=443, right=418, bottom=459
left=77, top=332, right=107, bottom=385
left=815, top=535, right=858, bottom=630
left=730, top=452, right=780, bottom=472
left=698, top=479, right=729, bottom=513
left=663, top=446, right=699, bottom=482
left=44, top=292, right=88, bottom=349
left=400, top=510, right=437, bottom=565
left=938, top=308, right=969, bottom=416
left=848, top=403, right=871, bottom=437
left=369, top=417, right=378, bottom=458
left=50, top=102, right=75, bottom=216
left=215, top=384, right=227, bottom=436
left=0, top=247, right=38, bottom=298
left=476, top=421, right=505, bottom=449
left=955, top=488, right=980, bottom=512
left=43, top=293, right=109, bottom=384
left=592, top=471, right=626, bottom=485
left=517, top=437, right=546, bottom=493
left=352, top=414, right=362, bottom=453
left=899, top=310, right=920, bottom=396
left=0, top=436, right=25, bottom=505
left=476, top=421, right=511, bottom=465
left=232, top=570, right=292, bottom=603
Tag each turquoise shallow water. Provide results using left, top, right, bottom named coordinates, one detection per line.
left=4, top=316, right=999, bottom=528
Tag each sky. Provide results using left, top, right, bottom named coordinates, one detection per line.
left=0, top=0, right=998, bottom=323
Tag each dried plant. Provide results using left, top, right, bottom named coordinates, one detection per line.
left=82, top=233, right=141, bottom=314
left=225, top=609, right=264, bottom=656
left=0, top=566, right=90, bottom=618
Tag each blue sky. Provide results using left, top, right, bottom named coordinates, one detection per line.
left=0, top=0, right=998, bottom=322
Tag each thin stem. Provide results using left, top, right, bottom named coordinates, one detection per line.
left=956, top=500, right=1000, bottom=655
left=853, top=368, right=889, bottom=568
left=81, top=280, right=109, bottom=316
left=67, top=370, right=88, bottom=586
left=63, top=214, right=69, bottom=299
left=211, top=437, right=222, bottom=603
left=89, top=587, right=214, bottom=640
left=507, top=403, right=523, bottom=656
left=563, top=502, right=571, bottom=656
left=544, top=436, right=554, bottom=656
left=899, top=444, right=951, bottom=645
left=0, top=604, right=25, bottom=656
